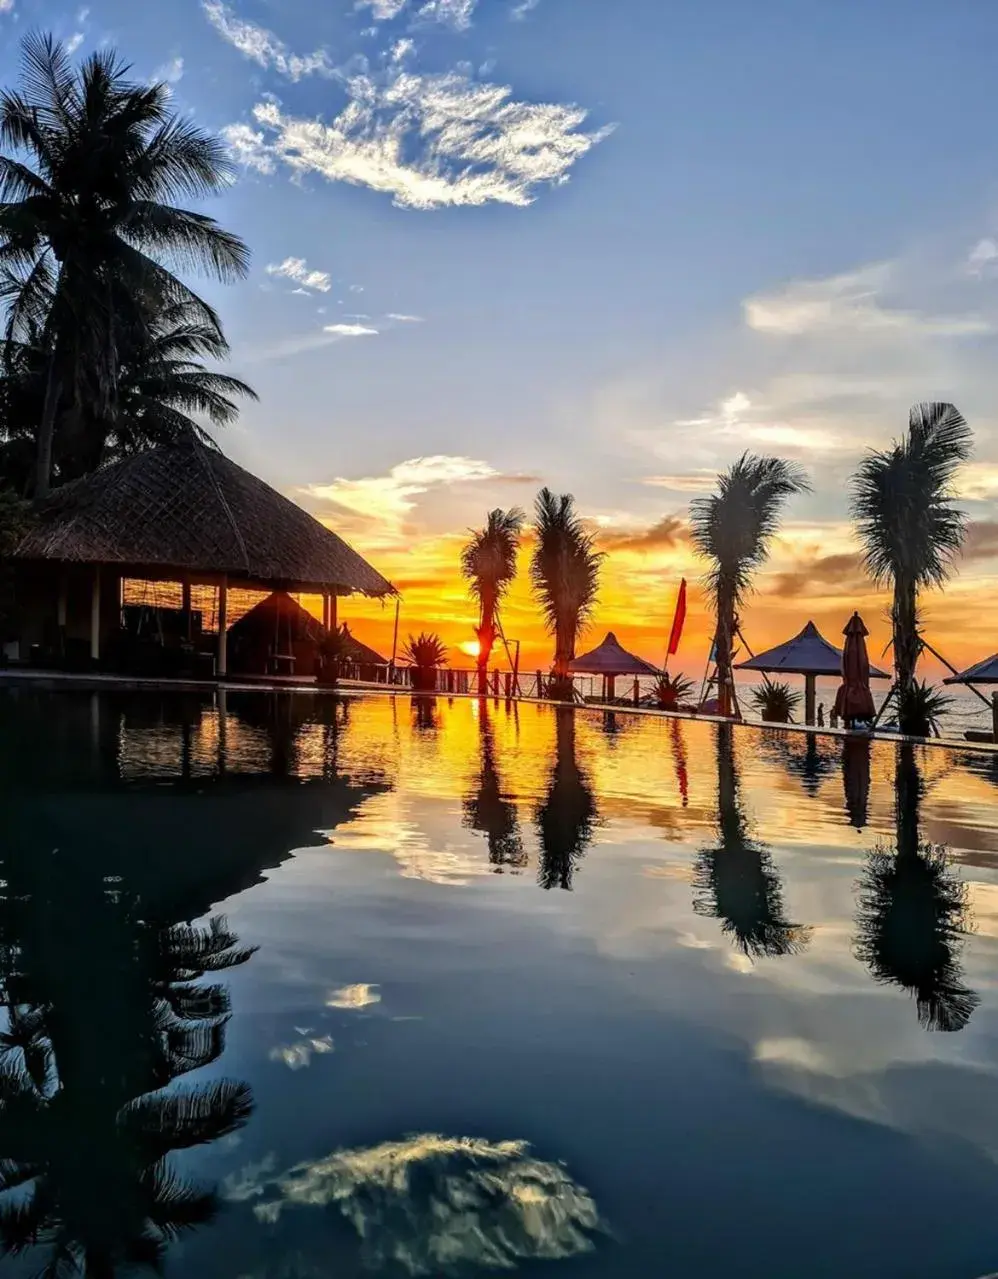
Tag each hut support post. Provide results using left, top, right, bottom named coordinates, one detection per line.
left=805, top=673, right=816, bottom=726
left=181, top=577, right=192, bottom=641
left=329, top=593, right=338, bottom=633
left=992, top=692, right=998, bottom=744
left=607, top=674, right=616, bottom=702
left=89, top=568, right=101, bottom=664
left=217, top=577, right=228, bottom=678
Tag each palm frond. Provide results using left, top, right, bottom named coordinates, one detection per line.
left=121, top=1078, right=254, bottom=1159
left=529, top=488, right=603, bottom=647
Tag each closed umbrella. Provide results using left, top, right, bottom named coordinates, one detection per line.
left=842, top=736, right=871, bottom=830
left=834, top=612, right=877, bottom=726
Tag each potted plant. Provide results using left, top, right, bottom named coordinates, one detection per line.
left=403, top=632, right=447, bottom=693
left=894, top=680, right=952, bottom=738
left=317, top=625, right=351, bottom=687
left=749, top=680, right=802, bottom=724
left=654, top=672, right=695, bottom=712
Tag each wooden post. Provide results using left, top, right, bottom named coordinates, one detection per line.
left=607, top=674, right=616, bottom=702
left=992, top=692, right=998, bottom=743
left=504, top=672, right=512, bottom=700
left=805, top=673, right=816, bottom=726
left=182, top=577, right=192, bottom=640
left=492, top=669, right=500, bottom=698
left=322, top=592, right=330, bottom=631
left=90, top=567, right=101, bottom=664
left=217, top=577, right=228, bottom=678
left=536, top=670, right=543, bottom=699
left=633, top=677, right=640, bottom=707
left=329, top=593, right=338, bottom=633
left=390, top=596, right=400, bottom=680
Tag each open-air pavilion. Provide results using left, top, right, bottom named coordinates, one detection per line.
left=570, top=632, right=661, bottom=702
left=944, top=653, right=998, bottom=740
left=7, top=440, right=394, bottom=680
left=737, top=620, right=889, bottom=726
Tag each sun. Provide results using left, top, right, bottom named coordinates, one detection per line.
left=460, top=640, right=481, bottom=658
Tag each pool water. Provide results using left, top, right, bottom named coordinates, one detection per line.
left=3, top=688, right=998, bottom=1278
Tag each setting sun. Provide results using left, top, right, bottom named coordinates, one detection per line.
left=460, top=640, right=481, bottom=658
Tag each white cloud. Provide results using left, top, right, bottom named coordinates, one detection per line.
left=202, top=0, right=333, bottom=79
left=357, top=0, right=479, bottom=27
left=324, top=322, right=379, bottom=336
left=641, top=472, right=718, bottom=494
left=153, top=55, right=185, bottom=85
left=65, top=32, right=85, bottom=54
left=967, top=238, right=998, bottom=277
left=387, top=312, right=424, bottom=322
left=511, top=0, right=540, bottom=17
left=266, top=256, right=332, bottom=292
left=76, top=5, right=89, bottom=19
left=224, top=55, right=609, bottom=209
left=268, top=1034, right=335, bottom=1071
left=745, top=263, right=991, bottom=338
left=356, top=0, right=409, bottom=17
left=307, top=455, right=500, bottom=530
left=0, top=0, right=15, bottom=14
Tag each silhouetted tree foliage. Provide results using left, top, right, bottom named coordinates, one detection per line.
left=854, top=743, right=978, bottom=1032
left=536, top=709, right=596, bottom=891
left=693, top=724, right=811, bottom=958
left=463, top=709, right=525, bottom=872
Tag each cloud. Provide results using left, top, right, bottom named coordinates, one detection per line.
left=768, top=551, right=865, bottom=600
left=599, top=515, right=686, bottom=554
left=962, top=520, right=998, bottom=564
left=511, top=0, right=540, bottom=17
left=641, top=472, right=718, bottom=494
left=223, top=52, right=609, bottom=209
left=387, top=312, right=424, bottom=322
left=202, top=1, right=333, bottom=79
left=153, top=55, right=185, bottom=85
left=266, top=256, right=332, bottom=292
left=307, top=455, right=501, bottom=532
left=327, top=983, right=381, bottom=1009
left=957, top=463, right=998, bottom=503
left=268, top=1034, right=335, bottom=1070
left=356, top=0, right=479, bottom=27
left=0, top=0, right=15, bottom=13
left=65, top=32, right=85, bottom=54
left=324, top=322, right=379, bottom=336
left=967, top=238, right=998, bottom=277
left=745, top=263, right=991, bottom=338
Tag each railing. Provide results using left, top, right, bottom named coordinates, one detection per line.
left=341, top=666, right=654, bottom=705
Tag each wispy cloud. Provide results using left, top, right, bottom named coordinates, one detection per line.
left=511, top=0, right=540, bottom=18
left=266, top=256, right=332, bottom=292
left=356, top=0, right=479, bottom=28
left=387, top=312, right=424, bottom=322
left=324, top=322, right=379, bottom=336
left=202, top=0, right=332, bottom=79
left=326, top=984, right=381, bottom=1009
left=65, top=31, right=85, bottom=54
left=152, top=55, right=185, bottom=85
left=224, top=51, right=609, bottom=209
left=641, top=472, right=718, bottom=494
left=0, top=0, right=15, bottom=15
left=268, top=1034, right=335, bottom=1071
left=967, top=238, right=998, bottom=277
left=745, top=263, right=991, bottom=338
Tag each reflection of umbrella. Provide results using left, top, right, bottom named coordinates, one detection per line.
left=842, top=736, right=871, bottom=830
left=834, top=613, right=877, bottom=723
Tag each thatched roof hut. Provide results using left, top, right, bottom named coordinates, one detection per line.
left=570, top=633, right=660, bottom=677
left=341, top=624, right=387, bottom=667
left=14, top=441, right=394, bottom=598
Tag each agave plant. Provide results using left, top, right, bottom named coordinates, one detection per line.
left=530, top=489, right=603, bottom=701
left=460, top=509, right=524, bottom=695
left=689, top=455, right=809, bottom=717
left=894, top=679, right=953, bottom=739
left=654, top=672, right=695, bottom=711
left=851, top=403, right=971, bottom=735
left=749, top=680, right=802, bottom=724
left=403, top=632, right=447, bottom=693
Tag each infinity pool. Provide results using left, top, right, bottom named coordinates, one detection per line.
left=3, top=688, right=998, bottom=1278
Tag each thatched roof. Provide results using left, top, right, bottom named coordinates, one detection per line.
left=342, top=624, right=387, bottom=666
left=14, top=442, right=394, bottom=597
left=944, top=652, right=998, bottom=686
left=228, top=590, right=323, bottom=642
left=737, top=621, right=889, bottom=678
left=570, top=632, right=661, bottom=677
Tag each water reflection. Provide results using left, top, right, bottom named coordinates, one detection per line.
left=0, top=847, right=254, bottom=1276
left=412, top=695, right=439, bottom=735
left=226, top=1134, right=603, bottom=1277
left=842, top=736, right=872, bottom=830
left=855, top=742, right=979, bottom=1032
left=463, top=705, right=526, bottom=873
left=693, top=725, right=812, bottom=958
left=536, top=708, right=598, bottom=891
left=763, top=730, right=839, bottom=799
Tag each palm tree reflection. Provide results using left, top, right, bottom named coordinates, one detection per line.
left=536, top=709, right=597, bottom=891
left=0, top=849, right=255, bottom=1274
left=693, top=724, right=811, bottom=958
left=855, top=742, right=978, bottom=1032
left=464, top=707, right=526, bottom=873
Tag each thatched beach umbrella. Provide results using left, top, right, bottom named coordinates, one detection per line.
left=944, top=653, right=998, bottom=741
left=569, top=632, right=660, bottom=702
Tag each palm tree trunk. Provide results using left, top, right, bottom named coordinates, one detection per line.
left=34, top=354, right=61, bottom=499
left=715, top=578, right=736, bottom=718
left=550, top=617, right=575, bottom=700
left=476, top=599, right=496, bottom=696
left=893, top=575, right=920, bottom=731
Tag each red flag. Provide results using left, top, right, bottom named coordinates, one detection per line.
left=667, top=578, right=687, bottom=657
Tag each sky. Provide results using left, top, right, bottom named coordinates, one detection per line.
left=4, top=0, right=998, bottom=674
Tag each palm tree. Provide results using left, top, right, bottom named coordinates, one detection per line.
left=530, top=489, right=602, bottom=700
left=851, top=403, right=971, bottom=735
left=463, top=705, right=525, bottom=872
left=689, top=454, right=809, bottom=717
left=0, top=34, right=249, bottom=496
left=693, top=724, right=810, bottom=958
left=536, top=708, right=597, bottom=890
left=855, top=742, right=978, bottom=1032
left=460, top=508, right=524, bottom=695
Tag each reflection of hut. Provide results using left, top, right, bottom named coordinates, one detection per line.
left=570, top=632, right=660, bottom=702
left=228, top=591, right=323, bottom=678
left=10, top=440, right=394, bottom=677
left=737, top=621, right=888, bottom=726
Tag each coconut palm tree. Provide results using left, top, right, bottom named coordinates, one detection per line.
left=693, top=724, right=811, bottom=958
left=0, top=33, right=250, bottom=496
left=530, top=489, right=602, bottom=701
left=460, top=508, right=524, bottom=695
left=463, top=704, right=525, bottom=872
left=536, top=708, right=596, bottom=890
left=851, top=403, right=971, bottom=735
left=689, top=454, right=809, bottom=717
left=855, top=742, right=978, bottom=1032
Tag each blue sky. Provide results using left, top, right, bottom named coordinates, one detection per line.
left=4, top=0, right=998, bottom=659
